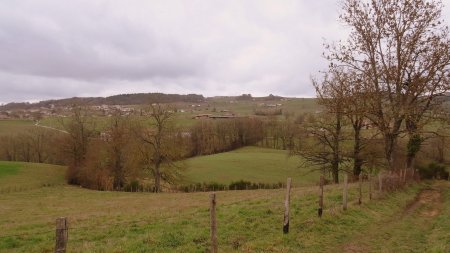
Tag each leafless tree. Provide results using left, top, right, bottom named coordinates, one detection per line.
left=326, top=0, right=450, bottom=170
left=135, top=104, right=184, bottom=192
left=104, top=111, right=131, bottom=189
left=293, top=73, right=347, bottom=183
left=61, top=106, right=96, bottom=184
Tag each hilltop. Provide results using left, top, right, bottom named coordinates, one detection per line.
left=0, top=93, right=294, bottom=111
left=0, top=93, right=206, bottom=110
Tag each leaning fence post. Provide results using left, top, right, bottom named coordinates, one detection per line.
left=343, top=174, right=348, bottom=211
left=318, top=175, right=324, bottom=218
left=55, top=217, right=68, bottom=253
left=210, top=193, right=218, bottom=253
left=358, top=172, right=363, bottom=205
left=283, top=177, right=292, bottom=234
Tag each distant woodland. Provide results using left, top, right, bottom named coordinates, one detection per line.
left=0, top=93, right=205, bottom=110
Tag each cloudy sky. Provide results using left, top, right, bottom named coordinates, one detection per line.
left=1, top=0, right=449, bottom=104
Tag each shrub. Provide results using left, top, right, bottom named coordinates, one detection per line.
left=124, top=180, right=141, bottom=192
left=177, top=180, right=284, bottom=192
left=229, top=180, right=252, bottom=190
left=417, top=162, right=449, bottom=180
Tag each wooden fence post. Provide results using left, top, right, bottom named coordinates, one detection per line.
left=210, top=193, right=218, bottom=253
left=55, top=217, right=68, bottom=253
left=378, top=174, right=383, bottom=192
left=283, top=178, right=292, bottom=234
left=318, top=176, right=324, bottom=218
left=343, top=174, right=348, bottom=211
left=368, top=174, right=372, bottom=200
left=358, top=173, right=362, bottom=205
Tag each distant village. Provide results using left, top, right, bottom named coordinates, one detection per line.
left=0, top=99, right=288, bottom=120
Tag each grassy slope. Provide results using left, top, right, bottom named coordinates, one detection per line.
left=0, top=162, right=66, bottom=193
left=0, top=120, right=35, bottom=135
left=14, top=98, right=320, bottom=131
left=183, top=146, right=318, bottom=186
left=0, top=162, right=21, bottom=177
left=1, top=161, right=449, bottom=252
left=336, top=181, right=450, bottom=253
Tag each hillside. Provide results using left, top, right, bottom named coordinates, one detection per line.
left=184, top=146, right=318, bottom=186
left=0, top=161, right=65, bottom=192
left=0, top=162, right=449, bottom=252
left=0, top=93, right=205, bottom=110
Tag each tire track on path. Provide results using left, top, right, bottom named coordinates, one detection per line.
left=339, top=182, right=446, bottom=253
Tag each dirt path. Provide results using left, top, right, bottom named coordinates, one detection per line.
left=339, top=182, right=447, bottom=253
left=402, top=188, right=442, bottom=218
left=34, top=121, right=68, bottom=134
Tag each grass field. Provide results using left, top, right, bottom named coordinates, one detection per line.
left=0, top=161, right=66, bottom=193
left=0, top=120, right=35, bottom=135
left=0, top=162, right=21, bottom=177
left=183, top=146, right=319, bottom=186
left=0, top=97, right=320, bottom=134
left=0, top=161, right=449, bottom=252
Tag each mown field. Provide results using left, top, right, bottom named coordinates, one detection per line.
left=184, top=146, right=318, bottom=186
left=0, top=162, right=449, bottom=253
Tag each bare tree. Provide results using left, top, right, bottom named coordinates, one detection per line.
left=316, top=68, right=371, bottom=177
left=104, top=111, right=130, bottom=189
left=61, top=106, right=96, bottom=185
left=327, top=0, right=450, bottom=170
left=293, top=73, right=346, bottom=183
left=135, top=104, right=184, bottom=192
left=28, top=127, right=55, bottom=163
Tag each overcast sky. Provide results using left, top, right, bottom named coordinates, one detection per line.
left=1, top=0, right=450, bottom=104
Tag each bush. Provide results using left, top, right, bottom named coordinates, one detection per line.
left=229, top=180, right=252, bottom=190
left=178, top=182, right=227, bottom=192
left=124, top=180, right=142, bottom=192
left=417, top=162, right=449, bottom=180
left=178, top=180, right=284, bottom=192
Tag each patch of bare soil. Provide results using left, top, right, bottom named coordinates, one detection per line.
left=342, top=242, right=369, bottom=253
left=402, top=189, right=442, bottom=218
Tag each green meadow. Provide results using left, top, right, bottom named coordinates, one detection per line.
left=0, top=162, right=449, bottom=252
left=0, top=161, right=65, bottom=193
left=184, top=146, right=318, bottom=186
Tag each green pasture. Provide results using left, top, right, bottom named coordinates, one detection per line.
left=0, top=161, right=65, bottom=193
left=0, top=162, right=21, bottom=178
left=183, top=146, right=319, bottom=186
left=0, top=161, right=448, bottom=252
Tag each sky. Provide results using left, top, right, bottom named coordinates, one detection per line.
left=0, top=0, right=449, bottom=104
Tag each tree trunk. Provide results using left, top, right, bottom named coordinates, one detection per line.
left=332, top=160, right=339, bottom=184
left=353, top=126, right=363, bottom=176
left=154, top=162, right=161, bottom=193
left=332, top=110, right=342, bottom=184
left=405, top=119, right=422, bottom=175
left=384, top=134, right=396, bottom=170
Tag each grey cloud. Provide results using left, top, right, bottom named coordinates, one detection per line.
left=0, top=4, right=203, bottom=81
left=1, top=0, right=447, bottom=103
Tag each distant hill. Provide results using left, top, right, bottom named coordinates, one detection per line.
left=207, top=94, right=285, bottom=102
left=0, top=93, right=206, bottom=110
left=0, top=93, right=292, bottom=111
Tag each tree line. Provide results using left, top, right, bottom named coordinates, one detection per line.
left=0, top=93, right=205, bottom=110
left=0, top=105, right=281, bottom=191
left=293, top=0, right=450, bottom=183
